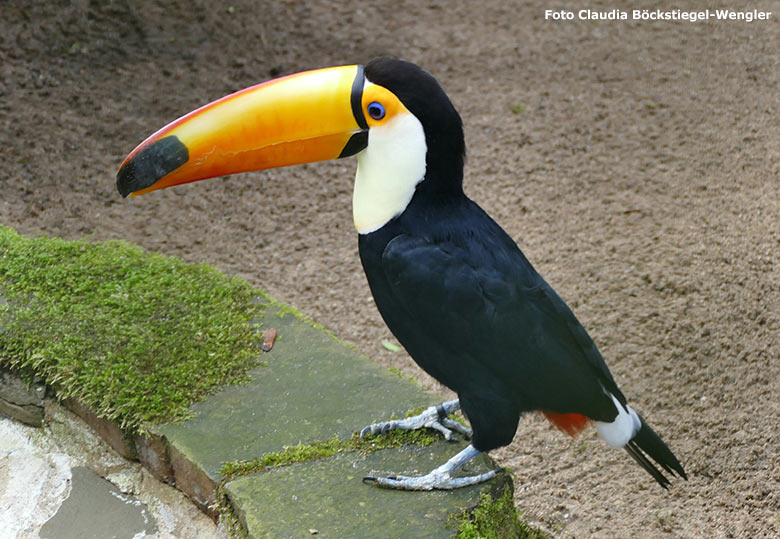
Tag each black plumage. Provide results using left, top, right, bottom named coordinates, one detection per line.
left=358, top=58, right=685, bottom=486
left=115, top=55, right=686, bottom=489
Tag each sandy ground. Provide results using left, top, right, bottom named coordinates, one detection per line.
left=1, top=0, right=778, bottom=537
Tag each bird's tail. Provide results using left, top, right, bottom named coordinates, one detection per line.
left=625, top=414, right=687, bottom=489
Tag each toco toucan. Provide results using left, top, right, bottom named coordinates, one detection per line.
left=117, top=58, right=686, bottom=491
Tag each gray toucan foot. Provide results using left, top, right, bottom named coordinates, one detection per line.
left=359, top=399, right=472, bottom=442
left=363, top=444, right=503, bottom=490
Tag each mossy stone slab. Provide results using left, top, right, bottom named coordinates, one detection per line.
left=224, top=443, right=510, bottom=538
left=154, top=303, right=438, bottom=481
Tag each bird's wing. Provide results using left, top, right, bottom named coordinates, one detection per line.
left=381, top=233, right=622, bottom=419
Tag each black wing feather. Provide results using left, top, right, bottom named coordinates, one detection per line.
left=381, top=233, right=619, bottom=421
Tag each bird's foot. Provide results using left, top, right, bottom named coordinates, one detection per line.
left=359, top=399, right=472, bottom=442
left=363, top=468, right=503, bottom=490
left=363, top=444, right=502, bottom=490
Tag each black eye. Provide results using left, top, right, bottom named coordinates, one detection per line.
left=367, top=101, right=386, bottom=120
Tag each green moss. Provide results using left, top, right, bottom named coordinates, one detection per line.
left=220, top=428, right=441, bottom=481
left=223, top=405, right=462, bottom=481
left=217, top=428, right=445, bottom=535
left=404, top=406, right=426, bottom=418
left=454, top=485, right=551, bottom=539
left=220, top=438, right=343, bottom=479
left=213, top=484, right=249, bottom=539
left=260, top=289, right=328, bottom=333
left=256, top=288, right=367, bottom=356
left=0, top=225, right=263, bottom=433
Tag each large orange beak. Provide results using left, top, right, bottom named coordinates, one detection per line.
left=117, top=65, right=368, bottom=197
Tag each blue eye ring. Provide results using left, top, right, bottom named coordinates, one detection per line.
left=367, top=101, right=386, bottom=120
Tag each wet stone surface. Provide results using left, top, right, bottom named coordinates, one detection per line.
left=224, top=444, right=510, bottom=538
left=2, top=302, right=510, bottom=537
left=0, top=403, right=223, bottom=539
left=147, top=303, right=509, bottom=534
left=155, top=305, right=439, bottom=482
left=39, top=467, right=156, bottom=539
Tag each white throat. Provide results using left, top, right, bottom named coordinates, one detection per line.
left=353, top=107, right=427, bottom=234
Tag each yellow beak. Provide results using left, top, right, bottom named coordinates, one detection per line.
left=117, top=65, right=367, bottom=197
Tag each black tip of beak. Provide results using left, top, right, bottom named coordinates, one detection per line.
left=116, top=135, right=189, bottom=197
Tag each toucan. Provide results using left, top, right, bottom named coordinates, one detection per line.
left=117, top=58, right=686, bottom=491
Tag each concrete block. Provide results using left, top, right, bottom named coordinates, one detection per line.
left=155, top=305, right=437, bottom=484
left=0, top=368, right=46, bottom=427
left=224, top=443, right=510, bottom=538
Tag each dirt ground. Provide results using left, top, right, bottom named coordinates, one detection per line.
left=1, top=0, right=778, bottom=537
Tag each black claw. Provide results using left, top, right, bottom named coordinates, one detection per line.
left=362, top=476, right=377, bottom=484
left=436, top=403, right=447, bottom=422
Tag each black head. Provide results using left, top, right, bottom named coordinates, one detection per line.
left=364, top=58, right=465, bottom=196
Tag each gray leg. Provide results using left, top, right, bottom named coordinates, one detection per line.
left=363, top=444, right=503, bottom=490
left=359, top=399, right=472, bottom=442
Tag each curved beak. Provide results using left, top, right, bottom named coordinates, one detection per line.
left=117, top=65, right=368, bottom=197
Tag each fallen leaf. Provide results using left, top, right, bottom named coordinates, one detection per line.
left=261, top=328, right=277, bottom=352
left=381, top=339, right=401, bottom=352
